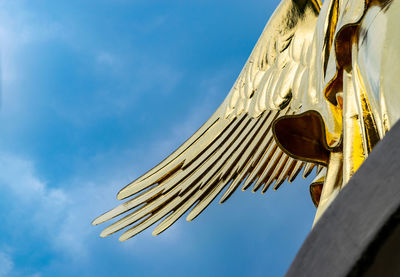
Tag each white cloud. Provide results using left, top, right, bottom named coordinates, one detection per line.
left=0, top=153, right=94, bottom=260
left=0, top=4, right=67, bottom=84
left=0, top=148, right=183, bottom=262
left=96, top=52, right=118, bottom=67
left=0, top=251, right=14, bottom=277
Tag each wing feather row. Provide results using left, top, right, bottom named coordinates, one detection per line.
left=93, top=0, right=321, bottom=240
left=94, top=108, right=315, bottom=240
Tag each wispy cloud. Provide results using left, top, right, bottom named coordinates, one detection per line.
left=0, top=152, right=112, bottom=263
left=0, top=251, right=13, bottom=277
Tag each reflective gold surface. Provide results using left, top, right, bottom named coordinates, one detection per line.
left=94, top=0, right=400, bottom=240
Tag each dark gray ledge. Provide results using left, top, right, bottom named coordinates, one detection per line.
left=286, top=120, right=400, bottom=277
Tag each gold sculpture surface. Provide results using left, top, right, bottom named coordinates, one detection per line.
left=93, top=0, right=400, bottom=241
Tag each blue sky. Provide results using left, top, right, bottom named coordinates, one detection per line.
left=0, top=1, right=316, bottom=276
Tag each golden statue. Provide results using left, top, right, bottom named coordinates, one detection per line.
left=93, top=0, right=400, bottom=241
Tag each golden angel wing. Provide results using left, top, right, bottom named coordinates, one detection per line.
left=93, top=0, right=321, bottom=241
